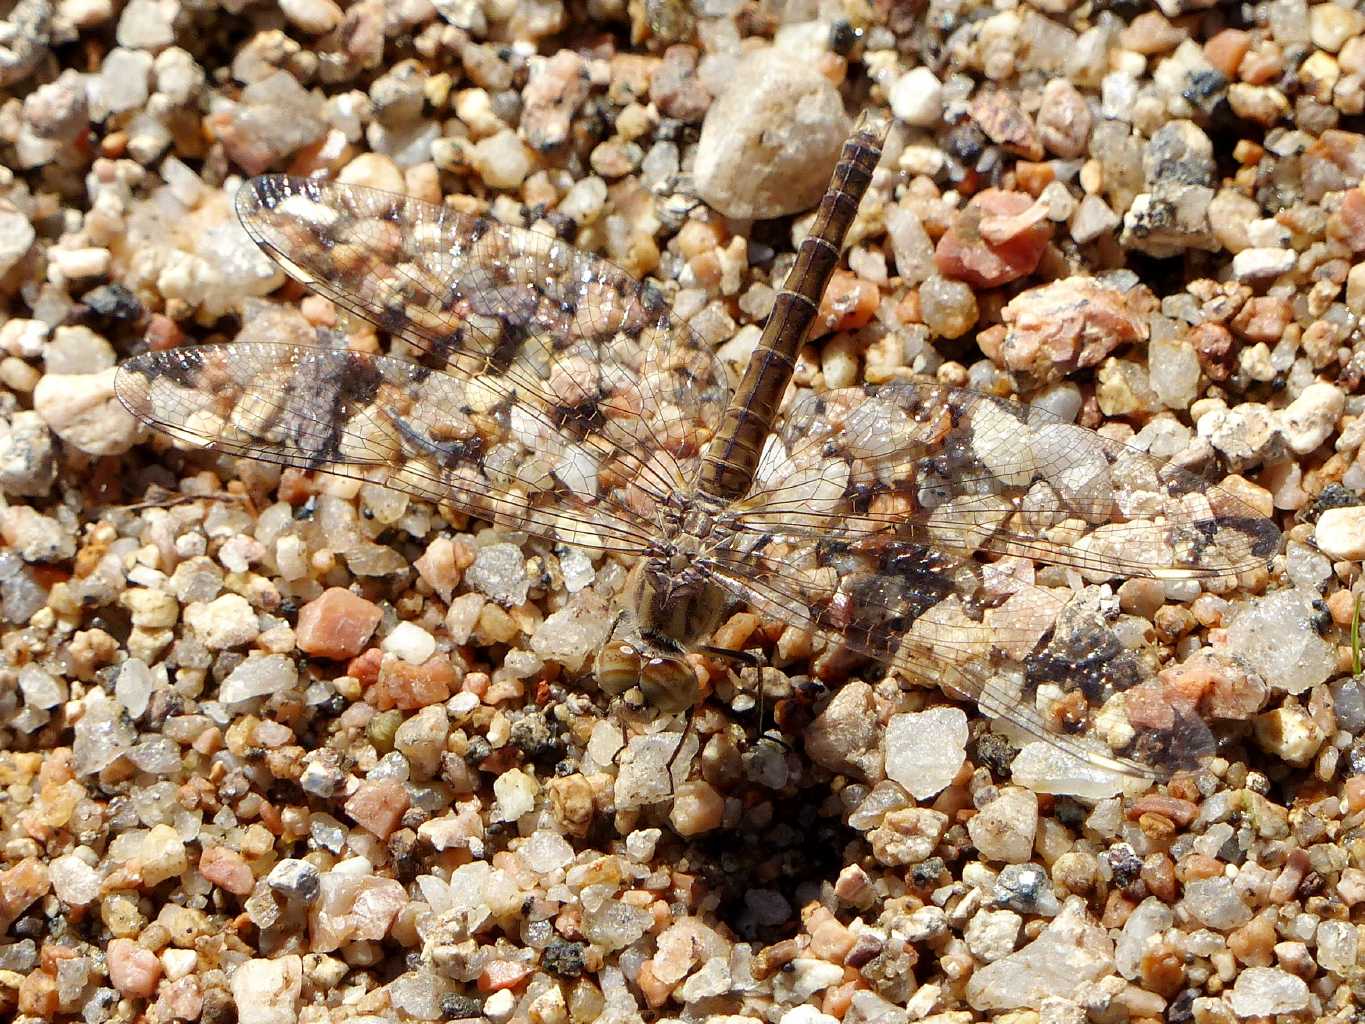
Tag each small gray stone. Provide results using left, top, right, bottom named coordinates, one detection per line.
left=116, top=0, right=178, bottom=50
left=1180, top=876, right=1252, bottom=929
left=466, top=542, right=530, bottom=607
left=90, top=47, right=153, bottom=118
left=0, top=0, right=52, bottom=88
left=888, top=66, right=943, bottom=128
left=0, top=411, right=56, bottom=497
left=994, top=863, right=1060, bottom=916
left=267, top=859, right=321, bottom=903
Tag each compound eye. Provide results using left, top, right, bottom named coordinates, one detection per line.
left=639, top=656, right=699, bottom=716
left=595, top=641, right=641, bottom=697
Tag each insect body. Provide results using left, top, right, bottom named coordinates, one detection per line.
left=117, top=111, right=1279, bottom=779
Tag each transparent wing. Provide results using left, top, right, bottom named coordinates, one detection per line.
left=736, top=381, right=1279, bottom=581
left=708, top=540, right=1216, bottom=779
left=710, top=381, right=1281, bottom=777
left=118, top=175, right=735, bottom=551
left=118, top=343, right=665, bottom=553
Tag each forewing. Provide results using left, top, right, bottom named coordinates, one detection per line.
left=738, top=381, right=1279, bottom=581
left=119, top=175, right=736, bottom=550
left=116, top=343, right=662, bottom=552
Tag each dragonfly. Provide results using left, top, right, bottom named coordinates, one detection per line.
left=116, top=111, right=1279, bottom=781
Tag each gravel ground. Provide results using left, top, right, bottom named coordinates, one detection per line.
left=3, top=0, right=1365, bottom=1022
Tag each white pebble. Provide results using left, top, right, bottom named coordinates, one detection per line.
left=493, top=768, right=539, bottom=822
left=33, top=368, right=143, bottom=456
left=889, top=67, right=943, bottom=127
left=1278, top=381, right=1344, bottom=455
left=1315, top=506, right=1365, bottom=560
left=0, top=318, right=48, bottom=357
left=279, top=0, right=342, bottom=34
left=1232, top=247, right=1295, bottom=282
left=382, top=621, right=437, bottom=664
left=231, top=956, right=303, bottom=1024
left=885, top=707, right=967, bottom=799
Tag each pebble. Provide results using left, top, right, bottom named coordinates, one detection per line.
left=0, top=410, right=57, bottom=497
left=968, top=787, right=1040, bottom=864
left=1277, top=381, right=1344, bottom=455
left=997, top=277, right=1146, bottom=379
left=108, top=938, right=162, bottom=999
left=44, top=324, right=115, bottom=374
left=90, top=47, right=153, bottom=118
left=213, top=70, right=326, bottom=175
left=994, top=863, right=1060, bottom=916
left=295, top=588, right=382, bottom=659
left=471, top=129, right=536, bottom=190
left=1148, top=335, right=1200, bottom=409
left=466, top=543, right=531, bottom=607
left=965, top=899, right=1115, bottom=1010
left=919, top=276, right=979, bottom=339
left=884, top=707, right=967, bottom=798
left=219, top=654, right=298, bottom=704
left=231, top=956, right=302, bottom=1024
left=1180, top=876, right=1252, bottom=929
left=1069, top=194, right=1119, bottom=243
left=522, top=50, right=588, bottom=151
left=0, top=318, right=47, bottom=358
left=964, top=908, right=1022, bottom=961
left=49, top=854, right=101, bottom=906
left=803, top=681, right=882, bottom=779
left=199, top=846, right=255, bottom=896
left=888, top=67, right=944, bottom=127
left=1227, top=966, right=1310, bottom=1016
left=1037, top=79, right=1092, bottom=158
left=0, top=209, right=35, bottom=277
left=345, top=779, right=410, bottom=839
left=1315, top=505, right=1365, bottom=560
left=493, top=768, right=539, bottom=821
left=693, top=48, right=849, bottom=220
left=33, top=368, right=142, bottom=455
left=115, top=0, right=177, bottom=50
left=337, top=152, right=405, bottom=193
left=936, top=190, right=1052, bottom=289
left=279, top=0, right=342, bottom=34
left=884, top=203, right=936, bottom=286
left=668, top=780, right=724, bottom=835
left=1232, top=247, right=1296, bottom=281
left=267, top=859, right=321, bottom=903
left=1225, top=588, right=1337, bottom=695
left=1254, top=704, right=1327, bottom=765
left=381, top=620, right=437, bottom=664
left=184, top=593, right=260, bottom=650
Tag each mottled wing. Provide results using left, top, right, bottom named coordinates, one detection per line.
left=709, top=534, right=1215, bottom=778
left=737, top=382, right=1279, bottom=581
left=118, top=176, right=735, bottom=552
left=119, top=343, right=663, bottom=552
left=711, top=382, right=1280, bottom=776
